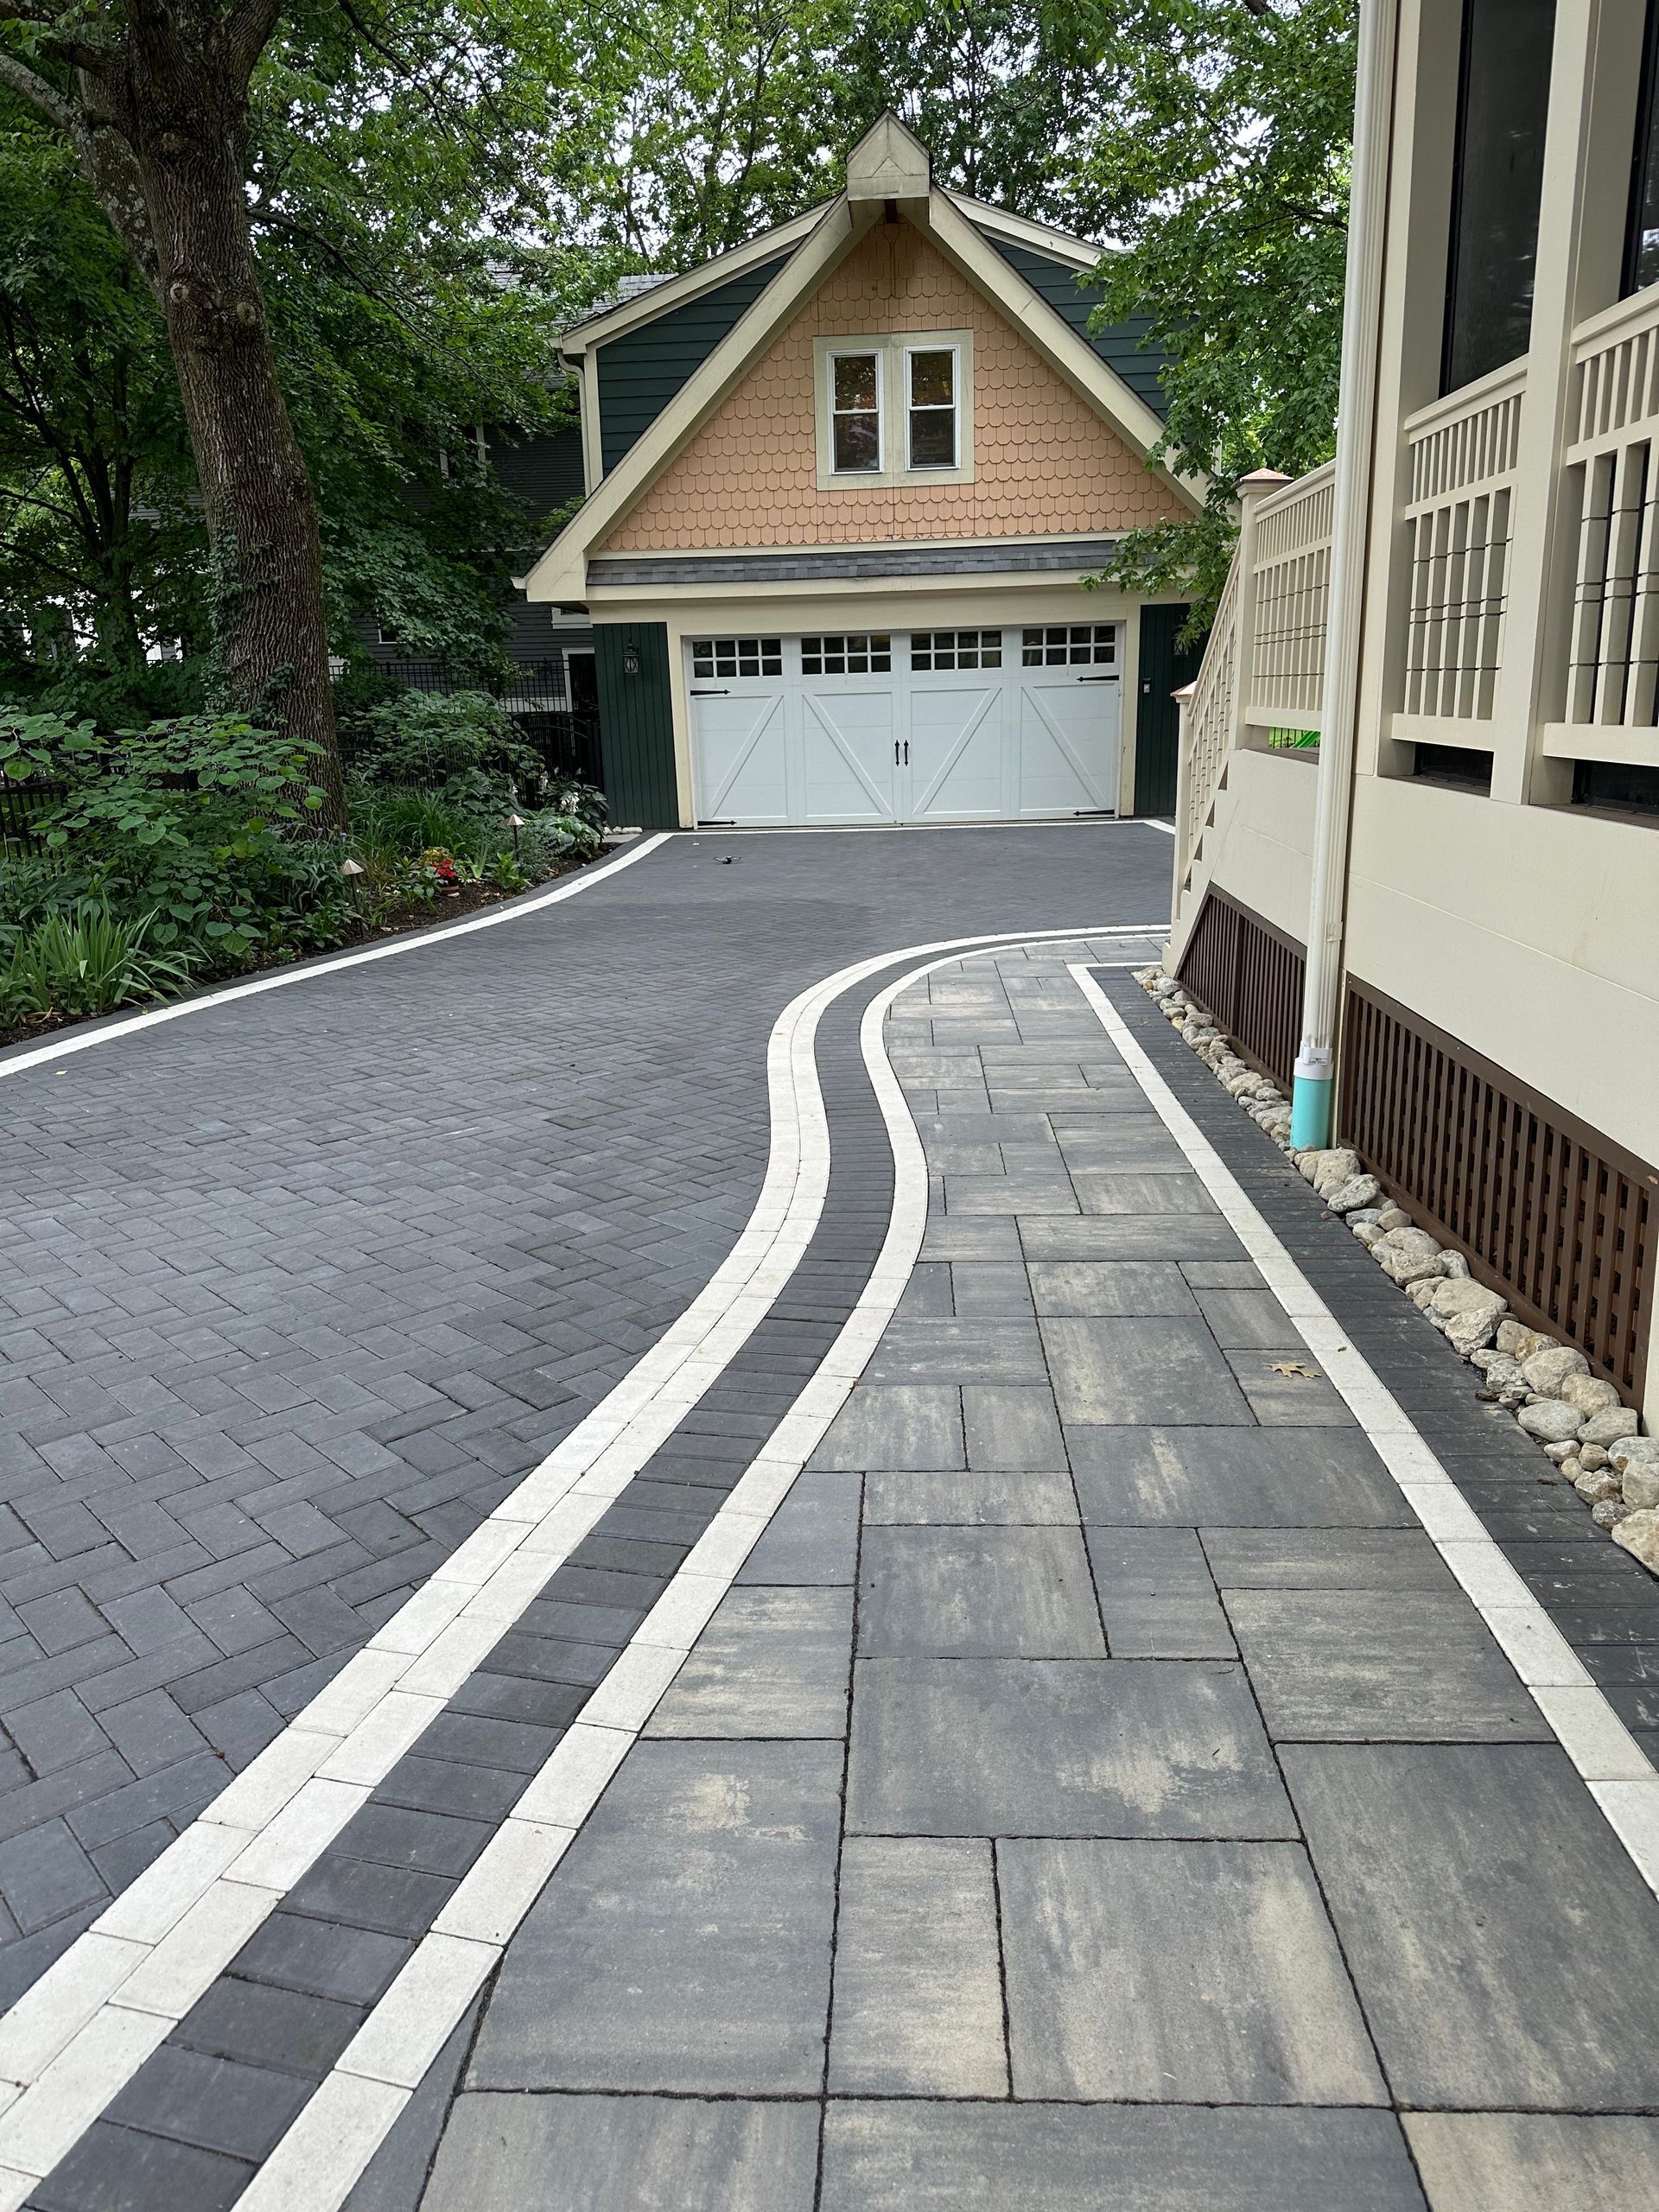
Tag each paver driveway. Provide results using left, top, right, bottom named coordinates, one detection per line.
left=0, top=826, right=1163, bottom=2005
left=4, top=829, right=1659, bottom=2212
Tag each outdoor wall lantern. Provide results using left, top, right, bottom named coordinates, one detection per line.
left=622, top=641, right=639, bottom=677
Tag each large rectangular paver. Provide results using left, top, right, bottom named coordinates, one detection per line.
left=811, top=1387, right=963, bottom=1471
left=1084, top=1529, right=1236, bottom=1658
left=1041, top=1319, right=1253, bottom=1426
left=857, top=1527, right=1103, bottom=1657
left=426, top=2093, right=819, bottom=2212
left=999, top=1838, right=1385, bottom=2104
left=819, top=2103, right=1427, bottom=2211
left=1228, top=1590, right=1545, bottom=1741
left=645, top=1587, right=851, bottom=1738
left=862, top=1470, right=1077, bottom=1525
left=828, top=1837, right=1007, bottom=2095
left=846, top=1658, right=1294, bottom=1839
left=1068, top=1428, right=1410, bottom=1526
left=1403, top=2113, right=1659, bottom=2212
left=1027, top=1262, right=1198, bottom=1316
left=467, top=1740, right=841, bottom=2093
left=1285, top=1742, right=1659, bottom=2108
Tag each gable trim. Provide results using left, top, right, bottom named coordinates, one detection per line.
left=559, top=208, right=829, bottom=357
left=527, top=188, right=1204, bottom=607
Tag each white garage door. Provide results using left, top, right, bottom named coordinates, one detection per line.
left=688, top=625, right=1122, bottom=826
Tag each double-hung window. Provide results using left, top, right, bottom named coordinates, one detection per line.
left=906, top=346, right=959, bottom=468
left=830, top=352, right=882, bottom=474
left=817, top=332, right=973, bottom=486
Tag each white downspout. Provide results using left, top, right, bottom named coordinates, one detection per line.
left=1288, top=0, right=1400, bottom=1149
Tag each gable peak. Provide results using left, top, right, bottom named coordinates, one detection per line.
left=845, top=111, right=931, bottom=205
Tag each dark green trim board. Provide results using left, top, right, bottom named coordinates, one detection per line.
left=596, top=256, right=793, bottom=476
left=1135, top=604, right=1206, bottom=817
left=982, top=236, right=1173, bottom=420
left=594, top=624, right=679, bottom=828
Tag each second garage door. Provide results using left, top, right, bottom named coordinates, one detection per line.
left=688, top=624, right=1122, bottom=826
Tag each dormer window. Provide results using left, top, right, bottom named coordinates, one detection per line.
left=831, top=352, right=882, bottom=473
left=815, top=332, right=974, bottom=488
left=906, top=346, right=958, bottom=468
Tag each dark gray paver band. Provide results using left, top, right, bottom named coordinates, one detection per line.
left=0, top=828, right=1166, bottom=2010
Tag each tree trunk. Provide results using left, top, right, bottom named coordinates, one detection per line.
left=92, top=31, right=348, bottom=826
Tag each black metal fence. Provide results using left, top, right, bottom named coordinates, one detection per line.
left=365, top=658, right=603, bottom=788
left=0, top=779, right=65, bottom=865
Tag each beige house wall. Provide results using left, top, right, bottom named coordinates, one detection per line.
left=600, top=224, right=1187, bottom=552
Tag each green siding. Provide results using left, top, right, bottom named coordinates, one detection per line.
left=595, top=257, right=793, bottom=475
left=594, top=623, right=679, bottom=828
left=984, top=236, right=1173, bottom=420
left=1135, top=604, right=1206, bottom=817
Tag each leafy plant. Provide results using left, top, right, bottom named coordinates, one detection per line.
left=340, top=689, right=541, bottom=791
left=1, top=903, right=195, bottom=1022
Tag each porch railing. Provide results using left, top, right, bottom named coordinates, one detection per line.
left=1550, top=285, right=1659, bottom=765
left=1397, top=359, right=1524, bottom=728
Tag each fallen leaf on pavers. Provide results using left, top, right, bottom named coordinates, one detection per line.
left=1268, top=1361, right=1321, bottom=1379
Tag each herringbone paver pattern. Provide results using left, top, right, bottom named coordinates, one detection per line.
left=0, top=827, right=1166, bottom=2002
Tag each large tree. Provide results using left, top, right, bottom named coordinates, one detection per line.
left=1061, top=0, right=1356, bottom=626
left=0, top=0, right=359, bottom=812
left=0, top=4, right=596, bottom=754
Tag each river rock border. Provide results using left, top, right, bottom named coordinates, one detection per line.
left=1132, top=968, right=1659, bottom=1578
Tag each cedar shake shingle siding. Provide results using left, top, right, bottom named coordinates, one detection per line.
left=599, top=227, right=1187, bottom=554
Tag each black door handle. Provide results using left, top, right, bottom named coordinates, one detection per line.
left=1078, top=674, right=1118, bottom=683
left=690, top=688, right=730, bottom=696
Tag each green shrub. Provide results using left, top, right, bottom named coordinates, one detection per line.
left=0, top=705, right=347, bottom=965
left=341, top=690, right=541, bottom=791
left=1, top=903, right=196, bottom=1022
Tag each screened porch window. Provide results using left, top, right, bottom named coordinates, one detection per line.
left=1626, top=0, right=1659, bottom=295
left=1441, top=0, right=1555, bottom=394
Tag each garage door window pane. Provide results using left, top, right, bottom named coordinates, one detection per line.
left=907, top=348, right=958, bottom=469
left=912, top=628, right=1002, bottom=671
left=801, top=633, right=892, bottom=675
left=1022, top=625, right=1116, bottom=666
left=692, top=638, right=783, bottom=678
left=832, top=353, right=881, bottom=473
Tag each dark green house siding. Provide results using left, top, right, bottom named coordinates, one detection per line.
left=982, top=235, right=1173, bottom=421
left=594, top=623, right=679, bottom=828
left=1135, top=604, right=1206, bottom=817
left=595, top=256, right=793, bottom=477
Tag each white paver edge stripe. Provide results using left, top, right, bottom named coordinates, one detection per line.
left=1068, top=963, right=1659, bottom=1899
left=0, top=831, right=677, bottom=1080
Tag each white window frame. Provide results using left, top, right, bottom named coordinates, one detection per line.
left=813, top=330, right=975, bottom=490
left=904, top=341, right=961, bottom=471
left=825, top=347, right=885, bottom=477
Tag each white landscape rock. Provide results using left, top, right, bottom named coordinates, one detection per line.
left=1373, top=1227, right=1446, bottom=1287
left=1325, top=1173, right=1383, bottom=1216
left=1621, top=1465, right=1659, bottom=1512
left=1614, top=1510, right=1659, bottom=1574
left=1611, top=1435, right=1659, bottom=1473
left=1593, top=1499, right=1635, bottom=1529
left=1496, top=1319, right=1553, bottom=1362
left=1561, top=1373, right=1621, bottom=1418
left=1520, top=1344, right=1592, bottom=1397
left=1577, top=1471, right=1623, bottom=1504
left=1427, top=1278, right=1507, bottom=1355
left=1516, top=1399, right=1585, bottom=1446
left=1580, top=1406, right=1640, bottom=1447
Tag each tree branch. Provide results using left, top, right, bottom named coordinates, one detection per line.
left=221, top=0, right=284, bottom=86
left=0, top=45, right=77, bottom=132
